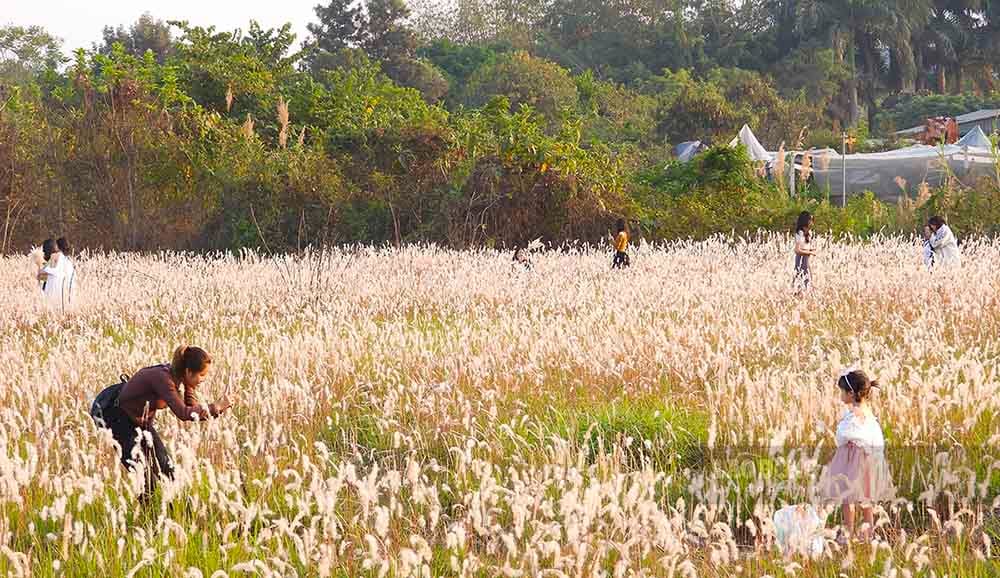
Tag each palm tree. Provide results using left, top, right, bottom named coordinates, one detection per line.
left=975, top=0, right=1000, bottom=92
left=797, top=0, right=932, bottom=127
left=916, top=0, right=990, bottom=94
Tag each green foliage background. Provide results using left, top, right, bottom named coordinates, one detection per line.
left=4, top=0, right=1000, bottom=253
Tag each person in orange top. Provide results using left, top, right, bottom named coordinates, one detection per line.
left=612, top=219, right=630, bottom=269
left=99, top=346, right=231, bottom=501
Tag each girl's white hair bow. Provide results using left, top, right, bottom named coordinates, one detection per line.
left=839, top=366, right=858, bottom=379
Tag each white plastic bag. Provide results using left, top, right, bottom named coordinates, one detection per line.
left=773, top=504, right=825, bottom=557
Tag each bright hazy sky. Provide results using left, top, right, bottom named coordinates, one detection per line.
left=6, top=0, right=319, bottom=53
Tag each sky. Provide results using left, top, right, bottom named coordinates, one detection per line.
left=5, top=0, right=320, bottom=53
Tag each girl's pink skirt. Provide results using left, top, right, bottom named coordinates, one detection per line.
left=821, top=442, right=895, bottom=504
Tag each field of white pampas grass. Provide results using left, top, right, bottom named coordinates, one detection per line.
left=2, top=234, right=999, bottom=577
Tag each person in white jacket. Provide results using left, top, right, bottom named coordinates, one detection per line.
left=926, top=216, right=961, bottom=267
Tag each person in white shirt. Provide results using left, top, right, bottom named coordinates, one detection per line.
left=36, top=238, right=72, bottom=307
left=925, top=215, right=961, bottom=267
left=56, top=237, right=75, bottom=302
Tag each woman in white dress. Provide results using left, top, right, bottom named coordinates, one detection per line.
left=56, top=237, right=75, bottom=301
left=37, top=238, right=72, bottom=307
left=925, top=215, right=961, bottom=267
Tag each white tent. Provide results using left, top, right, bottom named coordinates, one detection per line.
left=955, top=125, right=993, bottom=150
left=729, top=124, right=773, bottom=162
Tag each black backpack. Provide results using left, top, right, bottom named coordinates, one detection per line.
left=90, top=373, right=131, bottom=428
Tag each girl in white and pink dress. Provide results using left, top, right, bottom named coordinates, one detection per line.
left=821, top=369, right=894, bottom=542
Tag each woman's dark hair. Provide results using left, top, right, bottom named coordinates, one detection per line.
left=171, top=346, right=212, bottom=381
left=56, top=237, right=71, bottom=254
left=928, top=215, right=946, bottom=229
left=42, top=239, right=57, bottom=261
left=838, top=370, right=879, bottom=403
left=795, top=211, right=813, bottom=241
left=616, top=219, right=627, bottom=233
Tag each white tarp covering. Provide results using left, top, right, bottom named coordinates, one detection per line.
left=729, top=124, right=773, bottom=162
left=674, top=140, right=705, bottom=162
left=805, top=142, right=997, bottom=201
left=724, top=124, right=998, bottom=201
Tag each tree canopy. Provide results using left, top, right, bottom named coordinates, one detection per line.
left=3, top=0, right=1000, bottom=252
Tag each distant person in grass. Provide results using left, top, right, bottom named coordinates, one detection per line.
left=36, top=238, right=72, bottom=306
left=611, top=219, right=630, bottom=269
left=925, top=215, right=961, bottom=267
left=921, top=225, right=935, bottom=269
left=93, top=346, right=231, bottom=502
left=793, top=211, right=816, bottom=290
left=513, top=246, right=532, bottom=270
left=56, top=237, right=75, bottom=302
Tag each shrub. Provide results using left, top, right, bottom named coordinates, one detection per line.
left=463, top=51, right=579, bottom=130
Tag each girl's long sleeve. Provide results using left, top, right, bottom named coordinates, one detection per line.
left=929, top=226, right=954, bottom=250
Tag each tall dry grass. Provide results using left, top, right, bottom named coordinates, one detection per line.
left=1, top=236, right=998, bottom=576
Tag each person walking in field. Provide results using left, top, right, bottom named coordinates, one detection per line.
left=92, top=346, right=231, bottom=501
left=821, top=369, right=894, bottom=544
left=612, top=219, right=630, bottom=269
left=793, top=212, right=816, bottom=290
left=925, top=215, right=961, bottom=267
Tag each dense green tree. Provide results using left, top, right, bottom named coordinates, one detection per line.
left=307, top=0, right=363, bottom=53
left=418, top=39, right=511, bottom=106
left=464, top=51, right=578, bottom=128
left=170, top=21, right=298, bottom=122
left=98, top=13, right=175, bottom=63
left=384, top=57, right=450, bottom=103
left=363, top=0, right=418, bottom=60
left=0, top=25, right=64, bottom=85
left=6, top=2, right=1000, bottom=254
left=537, top=0, right=694, bottom=81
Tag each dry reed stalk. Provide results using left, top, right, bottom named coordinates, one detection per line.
left=916, top=181, right=931, bottom=207
left=241, top=114, right=255, bottom=139
left=277, top=97, right=290, bottom=149
left=774, top=143, right=786, bottom=187
left=799, top=152, right=812, bottom=182
left=795, top=127, right=807, bottom=149
left=817, top=151, right=830, bottom=171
